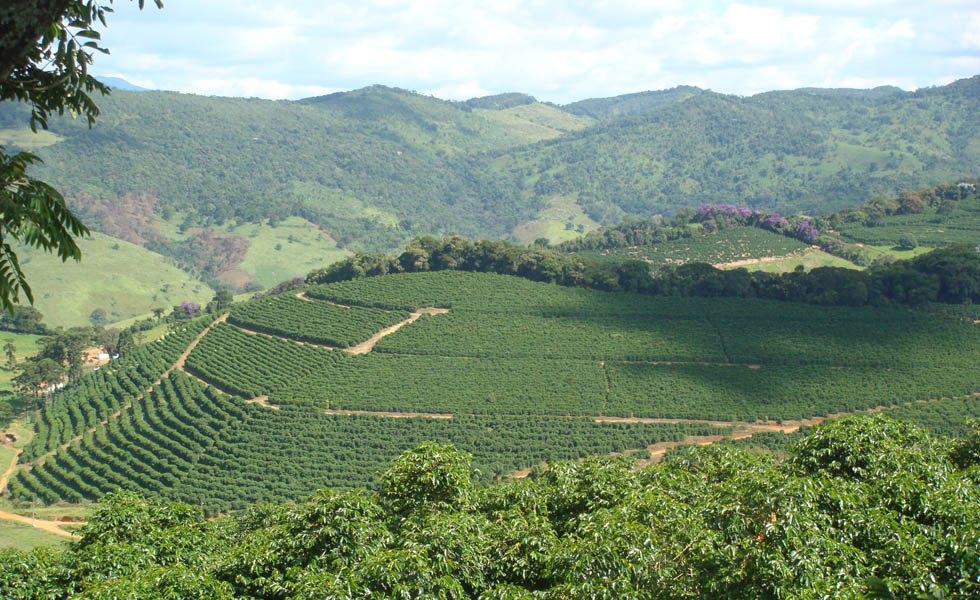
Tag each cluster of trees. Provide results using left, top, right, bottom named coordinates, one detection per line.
left=11, top=326, right=135, bottom=402
left=0, top=306, right=47, bottom=334
left=3, top=417, right=979, bottom=598
left=309, top=234, right=980, bottom=309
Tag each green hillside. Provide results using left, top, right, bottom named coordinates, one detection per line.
left=6, top=268, right=980, bottom=514
left=1, top=77, right=977, bottom=259
left=562, top=84, right=706, bottom=120
left=13, top=232, right=212, bottom=329
left=502, top=77, right=980, bottom=224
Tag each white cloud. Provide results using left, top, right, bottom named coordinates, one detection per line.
left=183, top=78, right=336, bottom=99
left=88, top=0, right=980, bottom=103
left=423, top=80, right=492, bottom=100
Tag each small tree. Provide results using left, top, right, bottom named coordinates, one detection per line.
left=3, top=340, right=16, bottom=370
left=380, top=442, right=475, bottom=517
left=89, top=308, right=108, bottom=326
left=897, top=235, right=918, bottom=251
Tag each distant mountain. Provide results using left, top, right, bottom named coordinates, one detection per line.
left=0, top=76, right=976, bottom=263
left=97, top=76, right=147, bottom=91
left=500, top=76, right=980, bottom=223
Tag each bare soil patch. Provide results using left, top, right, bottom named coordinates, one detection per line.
left=1, top=446, right=22, bottom=494
left=0, top=510, right=81, bottom=539
left=713, top=252, right=803, bottom=269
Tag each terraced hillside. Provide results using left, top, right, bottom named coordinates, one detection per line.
left=5, top=271, right=980, bottom=512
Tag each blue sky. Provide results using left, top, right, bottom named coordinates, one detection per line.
left=92, top=0, right=980, bottom=103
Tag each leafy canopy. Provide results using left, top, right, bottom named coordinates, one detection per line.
left=0, top=0, right=161, bottom=312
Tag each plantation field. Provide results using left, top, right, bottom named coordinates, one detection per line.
left=7, top=270, right=980, bottom=513
left=836, top=203, right=980, bottom=246
left=228, top=294, right=410, bottom=347
left=572, top=226, right=809, bottom=266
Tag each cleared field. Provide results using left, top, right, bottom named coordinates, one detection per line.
left=730, top=248, right=860, bottom=272
left=510, top=195, right=602, bottom=245
left=0, top=333, right=44, bottom=393
left=222, top=216, right=351, bottom=289
left=0, top=519, right=69, bottom=551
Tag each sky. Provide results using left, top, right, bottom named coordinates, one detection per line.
left=91, top=0, right=980, bottom=104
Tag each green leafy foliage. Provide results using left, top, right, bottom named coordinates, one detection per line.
left=3, top=419, right=980, bottom=598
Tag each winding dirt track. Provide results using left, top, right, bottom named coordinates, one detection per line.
left=1, top=446, right=82, bottom=539
left=227, top=307, right=450, bottom=356
left=345, top=307, right=449, bottom=354
left=0, top=446, right=22, bottom=494
left=0, top=509, right=81, bottom=539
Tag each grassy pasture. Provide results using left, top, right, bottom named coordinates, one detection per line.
left=222, top=216, right=351, bottom=289
left=0, top=333, right=44, bottom=392
left=14, top=232, right=211, bottom=329
left=733, top=248, right=861, bottom=272
left=511, top=195, right=601, bottom=245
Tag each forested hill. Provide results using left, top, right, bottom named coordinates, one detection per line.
left=0, top=76, right=977, bottom=254
left=502, top=76, right=980, bottom=224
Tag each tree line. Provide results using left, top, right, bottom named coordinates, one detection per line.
left=308, top=234, right=980, bottom=309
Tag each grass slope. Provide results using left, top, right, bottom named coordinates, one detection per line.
left=219, top=217, right=351, bottom=289
left=511, top=195, right=602, bottom=244
left=0, top=333, right=43, bottom=392
left=15, top=232, right=212, bottom=328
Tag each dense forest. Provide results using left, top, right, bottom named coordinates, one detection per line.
left=2, top=416, right=978, bottom=598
